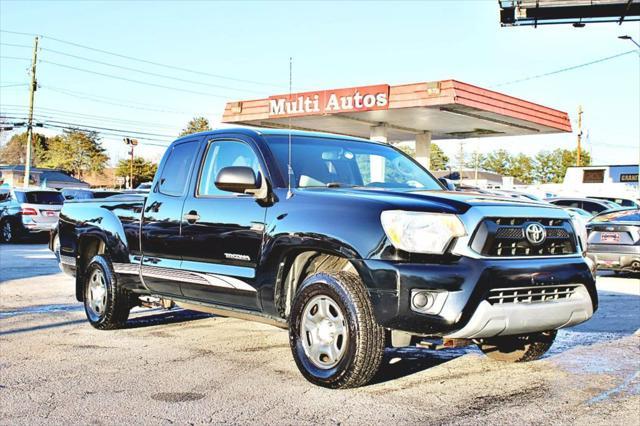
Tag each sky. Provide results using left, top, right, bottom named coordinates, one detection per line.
left=0, top=0, right=639, bottom=168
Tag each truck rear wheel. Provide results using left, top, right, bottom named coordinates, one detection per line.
left=289, top=271, right=385, bottom=389
left=83, top=255, right=131, bottom=330
left=477, top=330, right=557, bottom=362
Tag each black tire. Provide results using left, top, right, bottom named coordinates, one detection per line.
left=289, top=271, right=385, bottom=389
left=477, top=330, right=557, bottom=362
left=0, top=219, right=18, bottom=243
left=83, top=255, right=131, bottom=330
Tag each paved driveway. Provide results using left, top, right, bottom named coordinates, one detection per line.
left=1, top=244, right=639, bottom=425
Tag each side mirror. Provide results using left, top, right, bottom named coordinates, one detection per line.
left=215, top=166, right=260, bottom=194
left=438, top=177, right=455, bottom=191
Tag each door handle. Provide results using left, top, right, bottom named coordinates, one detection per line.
left=183, top=210, right=200, bottom=224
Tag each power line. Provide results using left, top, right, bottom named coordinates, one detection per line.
left=494, top=50, right=637, bottom=87
left=1, top=107, right=179, bottom=131
left=0, top=83, right=27, bottom=88
left=39, top=118, right=175, bottom=138
left=1, top=29, right=286, bottom=89
left=40, top=47, right=265, bottom=95
left=0, top=56, right=30, bottom=61
left=40, top=59, right=233, bottom=98
left=4, top=113, right=175, bottom=139
left=40, top=123, right=172, bottom=147
left=0, top=42, right=32, bottom=49
left=42, top=86, right=192, bottom=114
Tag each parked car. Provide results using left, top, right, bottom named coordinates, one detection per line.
left=61, top=188, right=122, bottom=201
left=588, top=196, right=639, bottom=209
left=546, top=197, right=620, bottom=216
left=135, top=182, right=153, bottom=191
left=0, top=188, right=64, bottom=242
left=54, top=128, right=597, bottom=388
left=563, top=208, right=592, bottom=251
left=586, top=209, right=640, bottom=273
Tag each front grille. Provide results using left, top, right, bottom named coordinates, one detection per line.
left=471, top=217, right=577, bottom=257
left=486, top=284, right=580, bottom=305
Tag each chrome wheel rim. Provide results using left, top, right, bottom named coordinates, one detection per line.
left=300, top=295, right=348, bottom=369
left=88, top=269, right=107, bottom=317
left=2, top=222, right=12, bottom=241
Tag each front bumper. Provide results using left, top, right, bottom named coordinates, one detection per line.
left=357, top=255, right=597, bottom=337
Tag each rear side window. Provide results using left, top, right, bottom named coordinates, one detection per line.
left=552, top=200, right=578, bottom=208
left=582, top=201, right=607, bottom=215
left=159, top=141, right=199, bottom=196
left=17, top=191, right=64, bottom=205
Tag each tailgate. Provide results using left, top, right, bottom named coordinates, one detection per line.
left=588, top=224, right=639, bottom=246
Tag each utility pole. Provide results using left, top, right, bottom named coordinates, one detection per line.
left=23, top=36, right=39, bottom=188
left=474, top=147, right=479, bottom=187
left=576, top=105, right=583, bottom=167
left=123, top=138, right=138, bottom=189
left=458, top=141, right=465, bottom=185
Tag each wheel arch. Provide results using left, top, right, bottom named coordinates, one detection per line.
left=275, top=249, right=372, bottom=320
left=74, top=234, right=109, bottom=301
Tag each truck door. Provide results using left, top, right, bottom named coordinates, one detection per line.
left=140, top=138, right=201, bottom=296
left=178, top=137, right=268, bottom=310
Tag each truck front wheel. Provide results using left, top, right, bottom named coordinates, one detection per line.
left=477, top=330, right=557, bottom=362
left=289, top=272, right=385, bottom=389
left=83, top=255, right=131, bottom=330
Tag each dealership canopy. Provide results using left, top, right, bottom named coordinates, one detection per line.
left=221, top=79, right=572, bottom=168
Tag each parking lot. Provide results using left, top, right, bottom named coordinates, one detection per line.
left=1, top=242, right=639, bottom=425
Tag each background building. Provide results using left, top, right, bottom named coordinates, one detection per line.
left=0, top=165, right=89, bottom=189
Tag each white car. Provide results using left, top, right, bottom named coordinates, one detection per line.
left=0, top=188, right=64, bottom=242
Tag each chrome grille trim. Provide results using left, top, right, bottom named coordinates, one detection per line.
left=486, top=284, right=581, bottom=305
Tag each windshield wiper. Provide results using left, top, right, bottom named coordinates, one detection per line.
left=325, top=182, right=354, bottom=188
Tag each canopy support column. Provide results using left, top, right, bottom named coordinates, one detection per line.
left=415, top=131, right=432, bottom=170
left=369, top=125, right=388, bottom=183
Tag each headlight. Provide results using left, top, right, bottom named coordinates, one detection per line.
left=381, top=210, right=466, bottom=254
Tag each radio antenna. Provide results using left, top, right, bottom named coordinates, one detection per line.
left=287, top=56, right=294, bottom=199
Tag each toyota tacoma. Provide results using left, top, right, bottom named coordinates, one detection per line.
left=54, top=128, right=598, bottom=388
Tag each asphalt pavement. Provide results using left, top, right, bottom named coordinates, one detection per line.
left=1, top=243, right=639, bottom=425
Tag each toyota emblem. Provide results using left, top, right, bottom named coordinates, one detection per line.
left=525, top=223, right=546, bottom=245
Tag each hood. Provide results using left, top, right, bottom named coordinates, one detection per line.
left=294, top=187, right=556, bottom=214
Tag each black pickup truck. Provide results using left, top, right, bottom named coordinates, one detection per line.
left=55, top=128, right=597, bottom=388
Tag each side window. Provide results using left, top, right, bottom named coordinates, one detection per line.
left=552, top=200, right=571, bottom=207
left=198, top=140, right=261, bottom=197
left=158, top=141, right=199, bottom=196
left=582, top=202, right=604, bottom=215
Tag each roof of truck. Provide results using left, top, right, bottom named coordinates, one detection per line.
left=174, top=126, right=379, bottom=144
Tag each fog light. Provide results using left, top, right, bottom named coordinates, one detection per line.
left=412, top=291, right=434, bottom=310
left=410, top=290, right=448, bottom=315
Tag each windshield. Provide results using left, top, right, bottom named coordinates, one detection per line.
left=265, top=135, right=442, bottom=190
left=17, top=191, right=64, bottom=205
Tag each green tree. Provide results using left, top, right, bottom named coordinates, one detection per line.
left=43, top=130, right=109, bottom=178
left=392, top=142, right=449, bottom=170
left=115, top=157, right=158, bottom=188
left=480, top=149, right=513, bottom=176
left=509, top=153, right=535, bottom=184
left=0, top=131, right=49, bottom=166
left=180, top=116, right=211, bottom=136
left=429, top=143, right=449, bottom=171
left=533, top=148, right=591, bottom=184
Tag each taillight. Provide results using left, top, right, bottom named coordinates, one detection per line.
left=20, top=207, right=38, bottom=215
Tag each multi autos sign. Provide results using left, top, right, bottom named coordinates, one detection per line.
left=268, top=84, right=390, bottom=118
